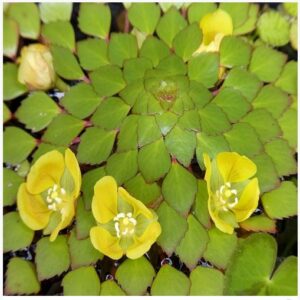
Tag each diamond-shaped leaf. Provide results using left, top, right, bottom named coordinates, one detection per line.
left=275, top=61, right=297, bottom=95
left=100, top=281, right=126, bottom=296
left=278, top=108, right=297, bottom=150
left=123, top=57, right=153, bottom=83
left=117, top=115, right=138, bottom=152
left=137, top=115, right=162, bottom=147
left=233, top=4, right=259, bottom=35
left=3, top=168, right=24, bottom=207
left=219, top=2, right=249, bottom=28
left=187, top=3, right=217, bottom=23
left=39, top=2, right=72, bottom=23
left=3, top=16, right=18, bottom=58
left=239, top=215, right=276, bottom=233
left=155, top=111, right=178, bottom=136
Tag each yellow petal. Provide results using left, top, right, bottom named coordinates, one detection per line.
left=92, top=176, right=118, bottom=224
left=118, top=187, right=153, bottom=219
left=27, top=150, right=65, bottom=194
left=217, top=152, right=257, bottom=183
left=17, top=183, right=51, bottom=230
left=203, top=153, right=212, bottom=187
left=200, top=9, right=233, bottom=45
left=232, top=178, right=260, bottom=222
left=64, top=149, right=81, bottom=198
left=90, top=226, right=123, bottom=260
left=126, top=221, right=161, bottom=259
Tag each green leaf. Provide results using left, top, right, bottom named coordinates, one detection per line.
left=4, top=127, right=36, bottom=165
left=128, top=3, right=160, bottom=34
left=3, top=168, right=24, bottom=206
left=5, top=257, right=40, bottom=295
left=156, top=7, right=187, bottom=47
left=239, top=215, right=276, bottom=233
left=119, top=79, right=144, bottom=107
left=108, top=33, right=138, bottom=67
left=176, top=215, right=209, bottom=269
left=77, top=127, right=116, bottom=165
left=90, top=65, right=126, bottom=97
left=117, top=115, right=138, bottom=152
left=187, top=3, right=217, bottom=23
left=91, top=97, right=130, bottom=130
left=224, top=233, right=277, bottom=295
left=138, top=138, right=171, bottom=182
left=140, top=36, right=170, bottom=67
left=78, top=3, right=111, bottom=38
left=199, top=103, right=231, bottom=135
left=203, top=227, right=238, bottom=269
left=151, top=265, right=190, bottom=296
left=3, top=63, right=28, bottom=101
left=173, top=23, right=202, bottom=62
left=241, top=109, right=281, bottom=143
left=42, top=21, right=75, bottom=51
left=262, top=181, right=297, bottom=219
left=165, top=126, right=196, bottom=167
left=267, top=256, right=297, bottom=296
left=219, top=3, right=249, bottom=28
left=156, top=55, right=187, bottom=76
left=220, top=36, right=252, bottom=68
left=8, top=3, right=40, bottom=39
left=189, top=81, right=212, bottom=108
left=156, top=202, right=188, bottom=256
left=100, top=280, right=126, bottom=295
left=188, top=52, right=219, bottom=88
left=42, top=114, right=84, bottom=146
left=51, top=45, right=84, bottom=80
left=223, top=68, right=262, bottom=102
left=35, top=235, right=70, bottom=280
left=39, top=3, right=72, bottom=23
left=68, top=231, right=102, bottom=269
left=190, top=267, right=224, bottom=295
left=4, top=212, right=34, bottom=252
left=3, top=103, right=11, bottom=123
left=224, top=123, right=263, bottom=157
left=279, top=108, right=297, bottom=150
left=106, top=150, right=138, bottom=185
left=249, top=46, right=286, bottom=83
left=32, top=143, right=66, bottom=163
left=177, top=110, right=201, bottom=131
left=15, top=92, right=60, bottom=132
left=264, top=138, right=297, bottom=177
left=155, top=112, right=178, bottom=136
left=124, top=173, right=161, bottom=206
left=275, top=61, right=297, bottom=95
left=233, top=4, right=259, bottom=35
left=62, top=266, right=100, bottom=296
left=123, top=57, right=153, bottom=83
left=137, top=115, right=162, bottom=147
left=116, top=257, right=155, bottom=295
left=213, top=87, right=251, bottom=122
left=3, top=16, right=18, bottom=58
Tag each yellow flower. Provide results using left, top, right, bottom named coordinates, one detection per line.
left=203, top=152, right=260, bottom=234
left=194, top=9, right=233, bottom=54
left=17, top=149, right=81, bottom=241
left=90, top=176, right=161, bottom=260
left=18, top=44, right=56, bottom=90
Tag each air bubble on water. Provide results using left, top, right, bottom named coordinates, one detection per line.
left=105, top=274, right=114, bottom=280
left=161, top=257, right=172, bottom=266
left=198, top=258, right=213, bottom=268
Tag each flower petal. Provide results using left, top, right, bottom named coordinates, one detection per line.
left=92, top=176, right=118, bottom=224
left=118, top=187, right=153, bottom=219
left=90, top=226, right=123, bottom=260
left=126, top=221, right=161, bottom=259
left=232, top=178, right=260, bottom=222
left=27, top=150, right=65, bottom=194
left=217, top=152, right=257, bottom=183
left=203, top=153, right=212, bottom=187
left=17, top=183, right=51, bottom=230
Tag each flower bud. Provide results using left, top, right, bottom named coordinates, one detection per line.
left=18, top=44, right=56, bottom=90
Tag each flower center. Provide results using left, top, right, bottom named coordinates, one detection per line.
left=113, top=212, right=137, bottom=238
left=46, top=184, right=66, bottom=211
left=216, top=182, right=238, bottom=211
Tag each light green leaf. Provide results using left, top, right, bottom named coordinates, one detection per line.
left=155, top=112, right=178, bottom=136
left=100, top=280, right=126, bottom=296
left=3, top=16, right=18, bottom=58
left=119, top=79, right=144, bottom=107
left=189, top=80, right=212, bottom=108
left=187, top=3, right=217, bottom=23
left=275, top=61, right=297, bottom=95
left=40, top=3, right=72, bottom=23
left=123, top=57, right=153, bottom=83
left=279, top=108, right=297, bottom=150
left=219, top=3, right=249, bottom=28
left=240, top=215, right=276, bottom=233
left=177, top=110, right=201, bottom=131
left=156, top=54, right=187, bottom=76
left=137, top=115, right=162, bottom=147
left=117, top=115, right=138, bottom=152
left=3, top=168, right=24, bottom=207
left=233, top=4, right=259, bottom=35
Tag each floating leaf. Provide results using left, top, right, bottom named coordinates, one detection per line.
left=62, top=266, right=100, bottom=296
left=137, top=115, right=162, bottom=147
left=32, top=143, right=66, bottom=163
left=189, top=81, right=212, bottom=108
left=177, top=110, right=201, bottom=131
left=233, top=4, right=259, bottom=35
left=116, top=257, right=155, bottom=295
left=15, top=92, right=60, bottom=132
left=3, top=16, right=18, bottom=58
left=156, top=54, right=187, bottom=75
left=117, top=115, right=138, bottom=152
left=100, top=281, right=126, bottom=296
left=275, top=61, right=297, bottom=95
left=219, top=3, right=249, bottom=28
left=123, top=57, right=153, bottom=83
left=239, top=215, right=276, bottom=233
left=4, top=127, right=36, bottom=165
left=5, top=258, right=40, bottom=295
left=78, top=3, right=111, bottom=38
left=3, top=168, right=24, bottom=207
left=187, top=3, right=217, bottom=24
left=279, top=108, right=297, bottom=150
left=119, top=80, right=144, bottom=107
left=39, top=3, right=72, bottom=23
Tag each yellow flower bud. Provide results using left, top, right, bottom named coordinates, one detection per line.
left=18, top=44, right=56, bottom=90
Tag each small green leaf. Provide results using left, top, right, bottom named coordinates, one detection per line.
left=178, top=110, right=201, bottom=131
left=42, top=114, right=84, bottom=146
left=155, top=112, right=178, bottom=136
left=15, top=92, right=60, bottom=132
left=189, top=80, right=212, bottom=108
left=137, top=115, right=162, bottom=147
left=123, top=57, right=153, bottom=83
left=156, top=54, right=187, bottom=76
left=39, top=3, right=72, bottom=23
left=90, top=65, right=126, bottom=97
left=78, top=3, right=111, bottom=38
left=240, top=215, right=276, bottom=233
left=151, top=265, right=190, bottom=296
left=219, top=3, right=249, bottom=28
left=275, top=61, right=297, bottom=95
left=279, top=108, right=297, bottom=150
left=156, top=7, right=187, bottom=47
left=3, top=63, right=28, bottom=101
left=117, top=115, right=138, bottom=152
left=8, top=3, right=40, bottom=39
left=116, top=257, right=155, bottom=295
left=4, top=127, right=36, bottom=165
left=233, top=4, right=259, bottom=35
left=176, top=215, right=209, bottom=269
left=35, top=235, right=70, bottom=280
left=3, top=16, right=18, bottom=58
left=187, top=3, right=217, bottom=23
left=100, top=280, right=126, bottom=295
left=5, top=257, right=40, bottom=295
left=119, top=79, right=144, bottom=107
left=4, top=212, right=34, bottom=252
left=190, top=267, right=224, bottom=296
left=138, top=138, right=171, bottom=182
left=3, top=168, right=24, bottom=207
left=62, top=266, right=100, bottom=296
